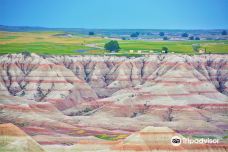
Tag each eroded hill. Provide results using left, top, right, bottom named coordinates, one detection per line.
left=0, top=53, right=228, bottom=151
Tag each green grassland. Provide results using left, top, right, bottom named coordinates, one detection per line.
left=0, top=31, right=106, bottom=55
left=0, top=42, right=96, bottom=55
left=118, top=40, right=228, bottom=54
left=0, top=31, right=228, bottom=55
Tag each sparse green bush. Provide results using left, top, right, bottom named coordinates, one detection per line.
left=163, top=36, right=168, bottom=40
left=130, top=32, right=140, bottom=37
left=181, top=32, right=189, bottom=37
left=159, top=32, right=165, bottom=36
left=95, top=134, right=116, bottom=141
left=83, top=107, right=92, bottom=113
left=21, top=51, right=31, bottom=57
left=189, top=36, right=194, bottom=40
left=195, top=37, right=200, bottom=40
left=88, top=31, right=95, bottom=35
left=162, top=47, right=168, bottom=53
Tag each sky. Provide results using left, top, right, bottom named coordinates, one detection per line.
left=0, top=0, right=228, bottom=29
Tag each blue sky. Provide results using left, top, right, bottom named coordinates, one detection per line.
left=0, top=0, right=228, bottom=29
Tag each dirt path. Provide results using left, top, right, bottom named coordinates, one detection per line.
left=85, top=43, right=103, bottom=49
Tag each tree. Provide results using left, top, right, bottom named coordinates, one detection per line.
left=181, top=32, right=189, bottom=37
left=192, top=44, right=200, bottom=52
left=130, top=32, right=140, bottom=37
left=159, top=32, right=165, bottom=36
left=189, top=36, right=194, bottom=40
left=222, top=30, right=227, bottom=35
left=88, top=31, right=95, bottom=35
left=163, top=36, right=168, bottom=40
left=104, top=40, right=120, bottom=52
left=162, top=47, right=168, bottom=53
left=22, top=51, right=31, bottom=57
left=195, top=37, right=200, bottom=40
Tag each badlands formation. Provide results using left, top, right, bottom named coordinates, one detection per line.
left=0, top=53, right=228, bottom=151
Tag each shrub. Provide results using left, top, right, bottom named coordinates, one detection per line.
left=181, top=32, right=189, bottom=37
left=162, top=47, right=168, bottom=53
left=189, top=36, right=194, bottom=40
left=163, top=36, right=169, bottom=40
left=21, top=51, right=31, bottom=57
left=195, top=37, right=200, bottom=40
left=122, top=37, right=126, bottom=40
left=88, top=31, right=95, bottom=35
left=222, top=30, right=227, bottom=35
left=130, top=32, right=140, bottom=37
left=159, top=32, right=165, bottom=36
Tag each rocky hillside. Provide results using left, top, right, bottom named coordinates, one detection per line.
left=1, top=53, right=227, bottom=101
left=0, top=53, right=228, bottom=151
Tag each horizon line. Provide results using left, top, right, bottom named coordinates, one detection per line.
left=0, top=24, right=228, bottom=31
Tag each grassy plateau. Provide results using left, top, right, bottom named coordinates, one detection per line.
left=0, top=31, right=228, bottom=55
